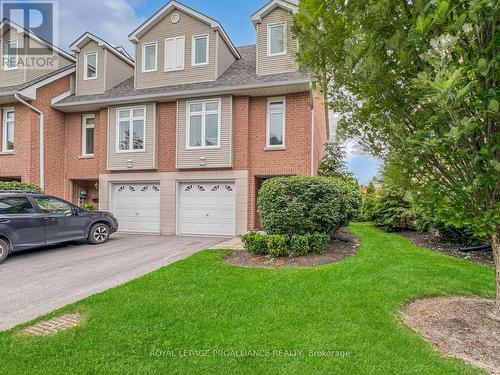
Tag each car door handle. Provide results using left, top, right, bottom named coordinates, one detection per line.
left=44, top=218, right=56, bottom=222
left=0, top=219, right=10, bottom=223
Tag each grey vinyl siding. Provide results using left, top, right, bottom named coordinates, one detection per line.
left=76, top=41, right=105, bottom=95
left=176, top=95, right=232, bottom=169
left=256, top=7, right=298, bottom=76
left=25, top=37, right=73, bottom=81
left=135, top=8, right=217, bottom=89
left=105, top=50, right=134, bottom=90
left=216, top=31, right=235, bottom=78
left=0, top=29, right=25, bottom=87
left=107, top=102, right=157, bottom=171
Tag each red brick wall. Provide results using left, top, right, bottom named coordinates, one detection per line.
left=157, top=102, right=177, bottom=172
left=0, top=104, right=35, bottom=182
left=313, top=89, right=328, bottom=176
left=234, top=92, right=313, bottom=229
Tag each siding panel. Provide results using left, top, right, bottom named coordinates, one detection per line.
left=256, top=8, right=298, bottom=76
left=135, top=8, right=217, bottom=89
left=75, top=41, right=105, bottom=95
left=216, top=31, right=235, bottom=77
left=107, top=102, right=157, bottom=170
left=105, top=50, right=134, bottom=90
left=177, top=96, right=232, bottom=169
left=0, top=29, right=25, bottom=86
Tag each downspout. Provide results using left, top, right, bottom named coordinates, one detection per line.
left=14, top=93, right=44, bottom=190
left=310, top=87, right=315, bottom=176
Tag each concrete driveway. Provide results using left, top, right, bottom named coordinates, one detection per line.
left=0, top=234, right=226, bottom=331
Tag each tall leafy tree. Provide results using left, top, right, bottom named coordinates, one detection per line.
left=294, top=0, right=499, bottom=317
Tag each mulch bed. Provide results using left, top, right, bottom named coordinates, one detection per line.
left=224, top=227, right=359, bottom=268
left=402, top=296, right=500, bottom=375
left=400, top=230, right=494, bottom=268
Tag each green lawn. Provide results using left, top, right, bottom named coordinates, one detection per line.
left=0, top=223, right=495, bottom=374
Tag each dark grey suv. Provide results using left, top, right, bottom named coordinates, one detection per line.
left=0, top=191, right=118, bottom=264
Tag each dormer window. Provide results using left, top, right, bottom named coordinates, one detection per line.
left=3, top=40, right=18, bottom=70
left=84, top=52, right=98, bottom=80
left=192, top=35, right=209, bottom=66
left=142, top=42, right=158, bottom=72
left=267, top=23, right=286, bottom=56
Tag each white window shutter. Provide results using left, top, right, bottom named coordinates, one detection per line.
left=176, top=37, right=185, bottom=70
left=166, top=39, right=176, bottom=71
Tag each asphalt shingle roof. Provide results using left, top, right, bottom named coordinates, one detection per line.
left=57, top=45, right=309, bottom=105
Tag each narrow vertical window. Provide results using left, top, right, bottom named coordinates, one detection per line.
left=2, top=108, right=14, bottom=152
left=3, top=40, right=18, bottom=70
left=187, top=100, right=220, bottom=149
left=82, top=115, right=95, bottom=157
left=142, top=43, right=157, bottom=72
left=268, top=23, right=286, bottom=56
left=267, top=98, right=285, bottom=148
left=84, top=52, right=98, bottom=80
left=116, top=107, right=146, bottom=152
left=192, top=35, right=208, bottom=66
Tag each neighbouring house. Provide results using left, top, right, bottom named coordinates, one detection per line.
left=0, top=0, right=328, bottom=236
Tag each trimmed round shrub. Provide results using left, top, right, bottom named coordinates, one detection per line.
left=257, top=176, right=361, bottom=237
left=267, top=234, right=288, bottom=257
left=290, top=234, right=311, bottom=256
left=309, top=232, right=329, bottom=254
left=241, top=232, right=268, bottom=255
left=0, top=181, right=43, bottom=192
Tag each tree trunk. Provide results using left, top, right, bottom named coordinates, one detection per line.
left=492, top=229, right=500, bottom=321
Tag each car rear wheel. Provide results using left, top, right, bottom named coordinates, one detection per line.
left=0, top=239, right=9, bottom=264
left=88, top=223, right=110, bottom=245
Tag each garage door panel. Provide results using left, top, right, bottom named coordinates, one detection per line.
left=178, top=182, right=236, bottom=236
left=112, top=183, right=160, bottom=233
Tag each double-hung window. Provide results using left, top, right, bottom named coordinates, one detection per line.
left=165, top=36, right=185, bottom=71
left=3, top=40, right=18, bottom=70
left=2, top=108, right=14, bottom=152
left=267, top=23, right=286, bottom=56
left=266, top=98, right=285, bottom=148
left=142, top=42, right=157, bottom=72
left=187, top=100, right=220, bottom=149
left=82, top=115, right=95, bottom=157
left=192, top=35, right=208, bottom=66
left=84, top=52, right=98, bottom=80
left=117, top=107, right=146, bottom=152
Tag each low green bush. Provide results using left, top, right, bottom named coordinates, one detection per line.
left=257, top=176, right=361, bottom=237
left=267, top=235, right=288, bottom=257
left=0, top=181, right=43, bottom=193
left=290, top=234, right=311, bottom=256
left=310, top=232, right=330, bottom=254
left=80, top=203, right=95, bottom=211
left=241, top=232, right=268, bottom=255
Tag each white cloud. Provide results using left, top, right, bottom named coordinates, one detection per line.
left=57, top=0, right=144, bottom=55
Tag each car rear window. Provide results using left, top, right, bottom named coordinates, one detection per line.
left=0, top=197, right=36, bottom=214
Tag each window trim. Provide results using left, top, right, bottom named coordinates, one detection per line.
left=142, top=42, right=158, bottom=73
left=83, top=51, right=98, bottom=80
left=191, top=34, right=209, bottom=67
left=185, top=98, right=221, bottom=150
left=3, top=40, right=18, bottom=71
left=267, top=22, right=287, bottom=57
left=2, top=107, right=15, bottom=153
left=115, top=105, right=147, bottom=153
left=81, top=114, right=95, bottom=157
left=266, top=97, right=286, bottom=149
left=164, top=35, right=185, bottom=72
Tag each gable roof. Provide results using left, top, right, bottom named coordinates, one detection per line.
left=70, top=32, right=135, bottom=66
left=251, top=0, right=299, bottom=25
left=0, top=18, right=76, bottom=62
left=128, top=0, right=240, bottom=59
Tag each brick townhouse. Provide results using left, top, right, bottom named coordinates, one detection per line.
left=0, top=0, right=328, bottom=236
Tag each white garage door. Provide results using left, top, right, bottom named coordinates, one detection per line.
left=112, top=183, right=160, bottom=233
left=178, top=181, right=236, bottom=236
